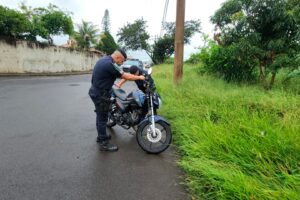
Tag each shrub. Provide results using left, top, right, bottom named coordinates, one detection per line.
left=204, top=41, right=258, bottom=82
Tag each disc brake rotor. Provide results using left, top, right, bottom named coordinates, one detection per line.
left=146, top=127, right=162, bottom=143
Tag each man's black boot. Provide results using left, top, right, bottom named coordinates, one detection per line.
left=96, top=134, right=111, bottom=143
left=99, top=140, right=118, bottom=152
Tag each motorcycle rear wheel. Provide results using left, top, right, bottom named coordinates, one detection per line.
left=136, top=121, right=172, bottom=154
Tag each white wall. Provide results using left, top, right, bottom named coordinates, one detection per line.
left=0, top=39, right=102, bottom=74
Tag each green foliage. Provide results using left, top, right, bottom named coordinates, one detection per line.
left=101, top=9, right=111, bottom=33
left=117, top=18, right=201, bottom=64
left=164, top=57, right=174, bottom=64
left=74, top=20, right=99, bottom=49
left=153, top=64, right=300, bottom=199
left=276, top=68, right=300, bottom=94
left=0, top=3, right=74, bottom=44
left=96, top=31, right=118, bottom=55
left=0, top=5, right=31, bottom=38
left=205, top=40, right=258, bottom=82
left=152, top=36, right=174, bottom=64
left=163, top=20, right=201, bottom=44
left=39, top=10, right=73, bottom=44
left=152, top=20, right=201, bottom=64
left=185, top=52, right=201, bottom=65
left=209, top=0, right=300, bottom=88
left=185, top=34, right=217, bottom=65
left=286, top=0, right=300, bottom=24
left=25, top=3, right=73, bottom=44
left=117, top=18, right=150, bottom=51
left=285, top=68, right=300, bottom=83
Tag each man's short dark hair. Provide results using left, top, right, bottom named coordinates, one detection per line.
left=129, top=65, right=139, bottom=74
left=117, top=49, right=127, bottom=60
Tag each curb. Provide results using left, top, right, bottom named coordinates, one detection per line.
left=0, top=71, right=92, bottom=77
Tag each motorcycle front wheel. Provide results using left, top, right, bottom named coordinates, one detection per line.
left=136, top=121, right=172, bottom=154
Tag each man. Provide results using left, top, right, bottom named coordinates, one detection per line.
left=115, top=65, right=155, bottom=92
left=89, top=49, right=145, bottom=152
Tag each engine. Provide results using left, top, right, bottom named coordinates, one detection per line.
left=112, top=108, right=143, bottom=127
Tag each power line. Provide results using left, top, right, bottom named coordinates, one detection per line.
left=160, top=0, right=169, bottom=37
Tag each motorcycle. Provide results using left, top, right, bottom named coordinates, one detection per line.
left=107, top=68, right=172, bottom=154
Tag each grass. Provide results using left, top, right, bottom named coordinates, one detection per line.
left=152, top=64, right=300, bottom=200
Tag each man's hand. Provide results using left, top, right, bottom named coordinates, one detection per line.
left=115, top=78, right=127, bottom=88
left=139, top=75, right=145, bottom=81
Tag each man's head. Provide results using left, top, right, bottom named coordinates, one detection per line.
left=111, top=49, right=127, bottom=65
left=129, top=65, right=140, bottom=75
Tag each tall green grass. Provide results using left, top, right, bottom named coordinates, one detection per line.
left=152, top=64, right=300, bottom=199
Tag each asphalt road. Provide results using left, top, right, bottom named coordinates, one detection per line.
left=0, top=75, right=188, bottom=200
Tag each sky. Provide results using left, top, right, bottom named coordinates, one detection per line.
left=1, top=0, right=226, bottom=60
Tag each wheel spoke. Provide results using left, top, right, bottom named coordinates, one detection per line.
left=159, top=140, right=165, bottom=145
left=159, top=128, right=165, bottom=133
left=149, top=141, right=153, bottom=150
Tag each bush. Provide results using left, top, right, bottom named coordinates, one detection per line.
left=185, top=52, right=202, bottom=64
left=204, top=42, right=258, bottom=82
left=164, top=57, right=174, bottom=64
left=186, top=35, right=217, bottom=65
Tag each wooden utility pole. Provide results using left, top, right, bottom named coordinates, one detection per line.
left=174, top=0, right=185, bottom=84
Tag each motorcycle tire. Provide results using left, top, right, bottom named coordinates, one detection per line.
left=136, top=121, right=172, bottom=154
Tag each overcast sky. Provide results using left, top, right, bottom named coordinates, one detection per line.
left=1, top=0, right=225, bottom=59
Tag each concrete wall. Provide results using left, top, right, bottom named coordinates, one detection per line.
left=0, top=38, right=102, bottom=74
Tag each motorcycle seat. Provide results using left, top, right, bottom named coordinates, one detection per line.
left=113, top=88, right=127, bottom=101
left=113, top=88, right=134, bottom=102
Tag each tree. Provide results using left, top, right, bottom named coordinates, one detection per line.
left=286, top=0, right=300, bottom=24
left=74, top=20, right=99, bottom=49
left=210, top=0, right=300, bottom=89
left=152, top=36, right=174, bottom=64
left=117, top=18, right=150, bottom=51
left=101, top=9, right=111, bottom=33
left=97, top=9, right=118, bottom=54
left=0, top=5, right=31, bottom=39
left=163, top=20, right=201, bottom=44
left=0, top=3, right=74, bottom=44
left=96, top=31, right=118, bottom=55
left=38, top=11, right=73, bottom=44
left=33, top=4, right=73, bottom=44
left=152, top=20, right=201, bottom=63
left=117, top=18, right=201, bottom=64
left=19, top=1, right=33, bottom=20
left=18, top=3, right=74, bottom=44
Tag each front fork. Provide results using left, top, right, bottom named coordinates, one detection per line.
left=148, top=93, right=157, bottom=137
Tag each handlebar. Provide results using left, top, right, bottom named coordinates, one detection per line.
left=143, top=73, right=155, bottom=92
